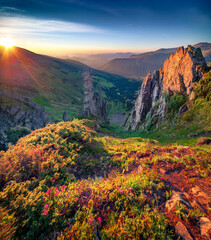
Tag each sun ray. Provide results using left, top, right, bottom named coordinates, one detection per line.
left=0, top=38, right=14, bottom=49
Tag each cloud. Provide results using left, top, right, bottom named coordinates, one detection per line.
left=0, top=16, right=105, bottom=35
left=0, top=6, right=25, bottom=14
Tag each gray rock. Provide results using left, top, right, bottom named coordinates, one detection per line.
left=190, top=186, right=211, bottom=200
left=199, top=217, right=211, bottom=237
left=165, top=191, right=192, bottom=211
left=0, top=92, right=50, bottom=150
left=191, top=200, right=207, bottom=213
left=175, top=221, right=193, bottom=240
left=177, top=104, right=188, bottom=117
left=63, top=112, right=70, bottom=122
left=82, top=69, right=108, bottom=124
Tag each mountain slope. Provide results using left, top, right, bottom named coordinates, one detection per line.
left=0, top=47, right=141, bottom=121
left=100, top=43, right=211, bottom=79
left=100, top=48, right=177, bottom=79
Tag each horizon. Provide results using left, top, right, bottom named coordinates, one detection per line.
left=0, top=0, right=211, bottom=57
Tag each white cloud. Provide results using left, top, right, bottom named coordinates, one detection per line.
left=0, top=16, right=104, bottom=35
left=0, top=7, right=25, bottom=13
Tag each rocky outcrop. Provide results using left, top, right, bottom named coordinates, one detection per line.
left=175, top=222, right=193, bottom=240
left=82, top=69, right=108, bottom=123
left=63, top=112, right=70, bottom=122
left=0, top=90, right=50, bottom=150
left=199, top=217, right=211, bottom=237
left=125, top=46, right=207, bottom=130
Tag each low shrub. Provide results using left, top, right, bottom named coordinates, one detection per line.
left=168, top=93, right=187, bottom=113
left=194, top=70, right=211, bottom=101
left=7, top=126, right=31, bottom=144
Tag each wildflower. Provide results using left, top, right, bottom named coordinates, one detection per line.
left=160, top=177, right=164, bottom=180
left=56, top=190, right=60, bottom=196
left=97, top=217, right=102, bottom=226
left=129, top=187, right=133, bottom=191
left=117, top=186, right=120, bottom=190
left=88, top=218, right=93, bottom=225
left=75, top=197, right=79, bottom=201
left=43, top=210, right=48, bottom=216
left=61, top=185, right=66, bottom=191
left=126, top=189, right=129, bottom=194
left=119, top=189, right=123, bottom=194
left=153, top=171, right=156, bottom=174
left=148, top=168, right=151, bottom=171
left=156, top=176, right=159, bottom=179
left=46, top=189, right=51, bottom=195
left=44, top=204, right=49, bottom=209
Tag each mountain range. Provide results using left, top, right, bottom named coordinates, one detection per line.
left=100, top=42, right=211, bottom=79
left=70, top=52, right=134, bottom=68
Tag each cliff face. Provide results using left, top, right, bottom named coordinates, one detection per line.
left=126, top=46, right=207, bottom=131
left=0, top=90, right=50, bottom=150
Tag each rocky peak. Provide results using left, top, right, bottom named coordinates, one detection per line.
left=162, top=46, right=206, bottom=95
left=81, top=69, right=108, bottom=123
left=125, top=45, right=207, bottom=131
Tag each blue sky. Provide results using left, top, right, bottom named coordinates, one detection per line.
left=0, top=0, right=210, bottom=56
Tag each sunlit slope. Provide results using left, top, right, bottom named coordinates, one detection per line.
left=0, top=47, right=141, bottom=120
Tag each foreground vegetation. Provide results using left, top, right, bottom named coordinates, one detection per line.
left=0, top=118, right=210, bottom=239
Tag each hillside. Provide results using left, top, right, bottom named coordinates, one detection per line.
left=100, top=43, right=211, bottom=79
left=0, top=119, right=210, bottom=239
left=0, top=46, right=141, bottom=121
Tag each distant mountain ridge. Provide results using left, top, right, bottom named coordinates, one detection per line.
left=70, top=52, right=134, bottom=68
left=100, top=43, right=211, bottom=79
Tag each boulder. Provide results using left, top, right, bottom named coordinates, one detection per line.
left=175, top=221, right=193, bottom=240
left=190, top=186, right=211, bottom=200
left=199, top=217, right=211, bottom=237
left=165, top=191, right=192, bottom=212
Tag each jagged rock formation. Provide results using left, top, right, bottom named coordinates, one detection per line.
left=63, top=112, right=70, bottom=122
left=125, top=46, right=207, bottom=130
left=82, top=69, right=108, bottom=123
left=0, top=89, right=50, bottom=150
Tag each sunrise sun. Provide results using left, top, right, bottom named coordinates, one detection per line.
left=0, top=38, right=14, bottom=49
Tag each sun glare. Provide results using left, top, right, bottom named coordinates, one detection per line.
left=0, top=38, right=14, bottom=49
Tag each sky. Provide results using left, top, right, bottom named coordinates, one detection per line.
left=0, top=0, right=211, bottom=57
